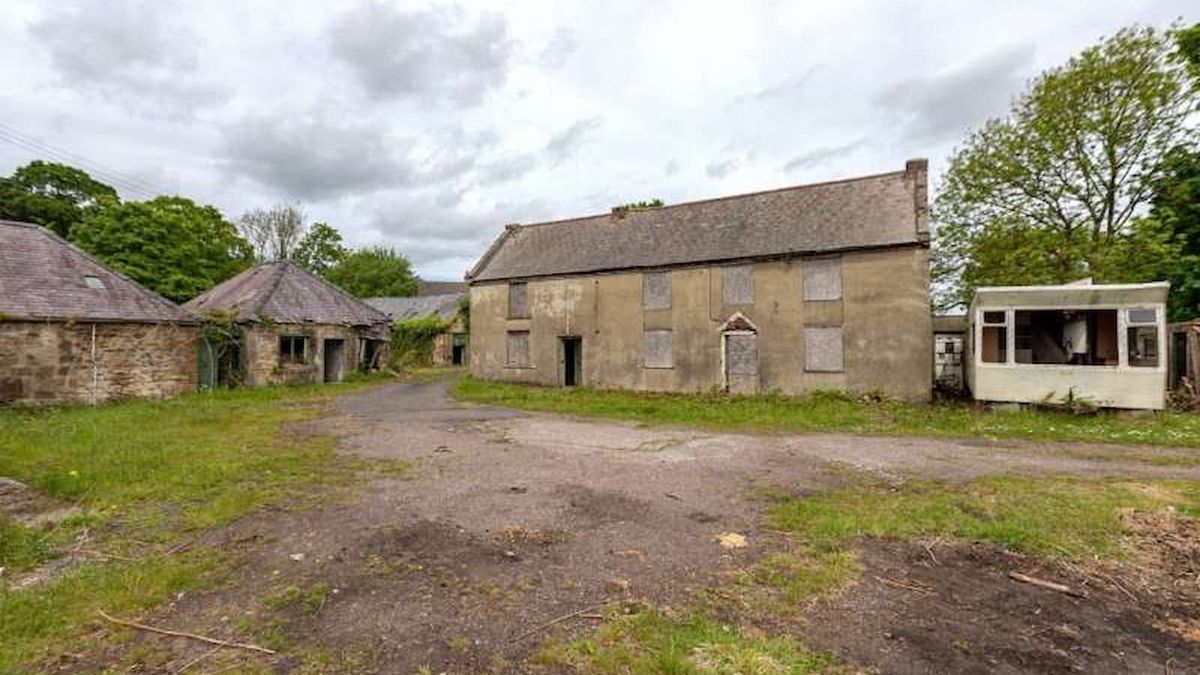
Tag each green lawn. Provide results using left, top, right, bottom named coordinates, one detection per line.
left=0, top=380, right=403, bottom=674
left=453, top=377, right=1200, bottom=448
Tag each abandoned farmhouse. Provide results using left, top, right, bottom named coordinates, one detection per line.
left=466, top=160, right=933, bottom=400
left=184, top=260, right=391, bottom=387
left=0, top=220, right=200, bottom=405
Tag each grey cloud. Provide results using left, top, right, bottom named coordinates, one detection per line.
left=706, top=158, right=738, bottom=179
left=478, top=153, right=539, bottom=185
left=878, top=44, right=1034, bottom=143
left=330, top=2, right=513, bottom=105
left=664, top=158, right=680, bottom=176
left=545, top=117, right=601, bottom=161
left=539, top=27, right=578, bottom=69
left=783, top=139, right=866, bottom=172
left=28, top=1, right=224, bottom=113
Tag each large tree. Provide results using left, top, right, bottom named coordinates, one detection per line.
left=933, top=25, right=1196, bottom=310
left=293, top=221, right=348, bottom=275
left=0, top=160, right=119, bottom=238
left=71, top=196, right=254, bottom=302
left=237, top=204, right=307, bottom=262
left=325, top=246, right=418, bottom=298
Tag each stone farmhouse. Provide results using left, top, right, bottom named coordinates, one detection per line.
left=366, top=289, right=469, bottom=366
left=0, top=220, right=200, bottom=405
left=184, top=260, right=391, bottom=386
left=466, top=160, right=933, bottom=400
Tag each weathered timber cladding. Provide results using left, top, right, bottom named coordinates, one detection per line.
left=0, top=321, right=199, bottom=405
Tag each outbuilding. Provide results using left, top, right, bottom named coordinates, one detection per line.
left=184, top=260, right=391, bottom=386
left=0, top=220, right=200, bottom=405
left=365, top=292, right=469, bottom=366
left=964, top=280, right=1169, bottom=409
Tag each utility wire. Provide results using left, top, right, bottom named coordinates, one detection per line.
left=0, top=121, right=170, bottom=200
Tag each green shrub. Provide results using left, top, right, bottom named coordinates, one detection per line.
left=390, top=316, right=451, bottom=367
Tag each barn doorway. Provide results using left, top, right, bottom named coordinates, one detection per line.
left=452, top=333, right=468, bottom=366
left=560, top=337, right=582, bottom=387
left=722, top=313, right=759, bottom=395
left=323, top=339, right=345, bottom=383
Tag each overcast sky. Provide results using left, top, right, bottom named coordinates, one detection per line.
left=0, top=1, right=1193, bottom=280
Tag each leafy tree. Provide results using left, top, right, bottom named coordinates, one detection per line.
left=933, top=26, right=1196, bottom=310
left=71, top=196, right=254, bottom=302
left=293, top=222, right=348, bottom=275
left=238, top=204, right=307, bottom=262
left=325, top=246, right=418, bottom=298
left=0, top=160, right=119, bottom=238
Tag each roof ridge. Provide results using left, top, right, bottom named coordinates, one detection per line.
left=506, top=167, right=908, bottom=231
left=274, top=260, right=391, bottom=323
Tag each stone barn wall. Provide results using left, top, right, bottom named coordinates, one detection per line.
left=0, top=321, right=200, bottom=405
left=241, top=323, right=391, bottom=386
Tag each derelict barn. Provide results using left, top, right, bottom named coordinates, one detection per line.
left=0, top=220, right=200, bottom=405
left=184, top=260, right=391, bottom=387
left=366, top=291, right=469, bottom=365
left=466, top=160, right=933, bottom=400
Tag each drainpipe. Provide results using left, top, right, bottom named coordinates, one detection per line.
left=90, top=323, right=98, bottom=405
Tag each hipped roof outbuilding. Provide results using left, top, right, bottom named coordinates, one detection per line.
left=184, top=260, right=390, bottom=326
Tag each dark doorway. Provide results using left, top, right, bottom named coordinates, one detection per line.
left=1173, top=331, right=1188, bottom=389
left=560, top=337, right=582, bottom=387
left=452, top=333, right=468, bottom=366
left=323, top=339, right=345, bottom=383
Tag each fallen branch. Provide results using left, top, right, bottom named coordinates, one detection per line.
left=1008, top=572, right=1087, bottom=598
left=874, top=575, right=934, bottom=595
left=509, top=600, right=609, bottom=644
left=96, top=610, right=276, bottom=655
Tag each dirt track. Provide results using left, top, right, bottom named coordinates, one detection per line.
left=83, top=379, right=1200, bottom=673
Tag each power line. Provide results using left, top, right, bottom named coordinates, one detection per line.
left=0, top=121, right=171, bottom=200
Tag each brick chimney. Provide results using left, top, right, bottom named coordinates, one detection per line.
left=905, top=158, right=929, bottom=242
left=610, top=205, right=629, bottom=221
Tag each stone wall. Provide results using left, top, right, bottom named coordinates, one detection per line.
left=241, top=323, right=391, bottom=386
left=469, top=246, right=932, bottom=400
left=0, top=321, right=199, bottom=405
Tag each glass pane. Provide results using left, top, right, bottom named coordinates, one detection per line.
left=982, top=311, right=1006, bottom=325
left=1127, top=308, right=1157, bottom=324
left=1127, top=326, right=1158, bottom=368
left=981, top=326, right=1007, bottom=363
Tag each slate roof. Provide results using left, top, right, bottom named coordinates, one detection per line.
left=417, top=280, right=468, bottom=296
left=0, top=220, right=195, bottom=323
left=468, top=160, right=929, bottom=282
left=184, top=260, right=390, bottom=326
left=365, top=293, right=464, bottom=321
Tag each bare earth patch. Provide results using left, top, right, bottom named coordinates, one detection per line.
left=64, top=379, right=1200, bottom=674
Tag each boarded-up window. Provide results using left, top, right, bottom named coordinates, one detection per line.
left=803, top=258, right=842, bottom=301
left=643, top=272, right=671, bottom=309
left=508, top=282, right=528, bottom=318
left=722, top=265, right=753, bottom=304
left=804, top=326, right=844, bottom=372
left=643, top=330, right=673, bottom=368
left=506, top=331, right=530, bottom=367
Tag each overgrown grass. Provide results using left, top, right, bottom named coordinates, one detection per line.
left=536, top=607, right=845, bottom=674
left=453, top=377, right=1200, bottom=449
left=0, top=380, right=401, bottom=674
left=769, top=476, right=1200, bottom=560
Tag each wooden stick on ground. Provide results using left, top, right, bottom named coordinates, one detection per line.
left=1008, top=572, right=1088, bottom=598
left=97, top=610, right=277, bottom=655
left=509, top=600, right=609, bottom=644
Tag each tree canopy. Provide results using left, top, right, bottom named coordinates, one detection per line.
left=0, top=160, right=119, bottom=238
left=70, top=196, right=254, bottom=302
left=293, top=222, right=348, bottom=275
left=237, top=204, right=307, bottom=262
left=325, top=246, right=418, bottom=298
left=932, top=25, right=1196, bottom=310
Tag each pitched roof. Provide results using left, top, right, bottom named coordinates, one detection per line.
left=417, top=280, right=468, bottom=296
left=183, top=260, right=390, bottom=326
left=365, top=293, right=464, bottom=321
left=468, top=160, right=929, bottom=282
left=0, top=220, right=195, bottom=323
